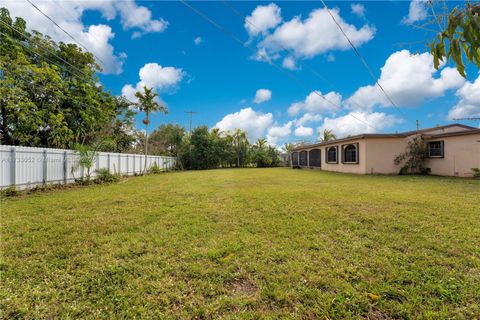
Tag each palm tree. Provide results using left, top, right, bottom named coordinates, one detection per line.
left=255, top=137, right=268, bottom=149
left=232, top=129, right=248, bottom=167
left=135, top=86, right=168, bottom=172
left=319, top=129, right=337, bottom=142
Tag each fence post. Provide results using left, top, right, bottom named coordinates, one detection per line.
left=10, top=148, right=16, bottom=187
left=118, top=154, right=121, bottom=174
left=126, top=154, right=129, bottom=175
left=63, top=151, right=67, bottom=184
left=42, top=149, right=47, bottom=185
left=107, top=153, right=111, bottom=173
left=133, top=155, right=136, bottom=174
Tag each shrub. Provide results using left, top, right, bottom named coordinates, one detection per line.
left=95, top=168, right=119, bottom=183
left=394, top=136, right=428, bottom=174
left=148, top=162, right=162, bottom=174
left=1, top=186, right=18, bottom=197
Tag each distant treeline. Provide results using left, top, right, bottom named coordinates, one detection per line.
left=132, top=125, right=282, bottom=170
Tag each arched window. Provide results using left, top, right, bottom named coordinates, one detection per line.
left=326, top=146, right=338, bottom=164
left=343, top=144, right=358, bottom=164
left=299, top=151, right=308, bottom=166
left=291, top=152, right=299, bottom=166
left=309, top=149, right=321, bottom=167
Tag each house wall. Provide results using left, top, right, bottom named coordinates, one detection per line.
left=364, top=138, right=408, bottom=174
left=300, top=139, right=367, bottom=174
left=425, top=133, right=480, bottom=177
left=292, top=129, right=479, bottom=177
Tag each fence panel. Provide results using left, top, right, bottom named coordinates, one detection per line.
left=0, top=145, right=176, bottom=190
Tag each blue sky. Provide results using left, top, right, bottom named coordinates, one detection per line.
left=3, top=0, right=479, bottom=146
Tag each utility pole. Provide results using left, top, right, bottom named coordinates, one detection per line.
left=184, top=111, right=199, bottom=132
left=416, top=119, right=420, bottom=131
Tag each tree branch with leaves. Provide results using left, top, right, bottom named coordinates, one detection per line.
left=430, top=2, right=480, bottom=77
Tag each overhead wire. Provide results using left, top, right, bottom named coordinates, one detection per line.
left=25, top=0, right=108, bottom=68
left=219, top=0, right=393, bottom=124
left=0, top=19, right=93, bottom=82
left=318, top=0, right=413, bottom=123
left=0, top=30, right=130, bottom=115
left=21, top=0, right=139, bottom=105
left=179, top=0, right=379, bottom=132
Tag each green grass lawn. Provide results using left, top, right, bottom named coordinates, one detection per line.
left=1, top=168, right=479, bottom=319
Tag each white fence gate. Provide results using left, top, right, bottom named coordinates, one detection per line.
left=0, top=145, right=176, bottom=190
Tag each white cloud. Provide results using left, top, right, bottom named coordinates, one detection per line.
left=194, top=36, right=203, bottom=45
left=294, top=126, right=314, bottom=137
left=1, top=0, right=168, bottom=73
left=347, top=50, right=465, bottom=110
left=402, top=0, right=428, bottom=25
left=115, top=1, right=168, bottom=37
left=293, top=113, right=322, bottom=126
left=254, top=89, right=272, bottom=104
left=215, top=107, right=273, bottom=142
left=267, top=121, right=292, bottom=145
left=258, top=7, right=375, bottom=60
left=318, top=112, right=402, bottom=137
left=245, top=3, right=282, bottom=36
left=138, top=63, right=184, bottom=89
left=351, top=3, right=366, bottom=18
left=288, top=91, right=342, bottom=116
left=282, top=56, right=298, bottom=70
left=121, top=63, right=184, bottom=102
left=448, top=74, right=480, bottom=119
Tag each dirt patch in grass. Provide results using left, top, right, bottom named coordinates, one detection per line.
left=225, top=278, right=258, bottom=297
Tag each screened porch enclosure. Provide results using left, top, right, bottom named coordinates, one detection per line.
left=308, top=149, right=321, bottom=167
left=299, top=151, right=307, bottom=166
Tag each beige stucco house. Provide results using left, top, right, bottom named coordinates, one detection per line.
left=291, top=124, right=480, bottom=177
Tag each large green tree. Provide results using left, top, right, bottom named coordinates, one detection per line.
left=0, top=7, right=134, bottom=149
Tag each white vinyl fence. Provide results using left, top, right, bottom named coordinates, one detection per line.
left=0, top=145, right=176, bottom=190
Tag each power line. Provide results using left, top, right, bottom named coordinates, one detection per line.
left=0, top=30, right=134, bottom=116
left=0, top=29, right=90, bottom=83
left=318, top=0, right=411, bottom=122
left=1, top=26, right=138, bottom=109
left=179, top=0, right=379, bottom=132
left=219, top=0, right=383, bottom=120
left=428, top=0, right=444, bottom=32
left=219, top=0, right=337, bottom=94
left=28, top=0, right=142, bottom=106
left=0, top=19, right=92, bottom=82
left=452, top=117, right=480, bottom=121
left=25, top=0, right=108, bottom=68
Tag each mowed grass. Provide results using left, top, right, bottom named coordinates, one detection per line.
left=1, top=168, right=479, bottom=319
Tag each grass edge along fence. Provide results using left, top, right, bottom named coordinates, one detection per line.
left=0, top=145, right=176, bottom=190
